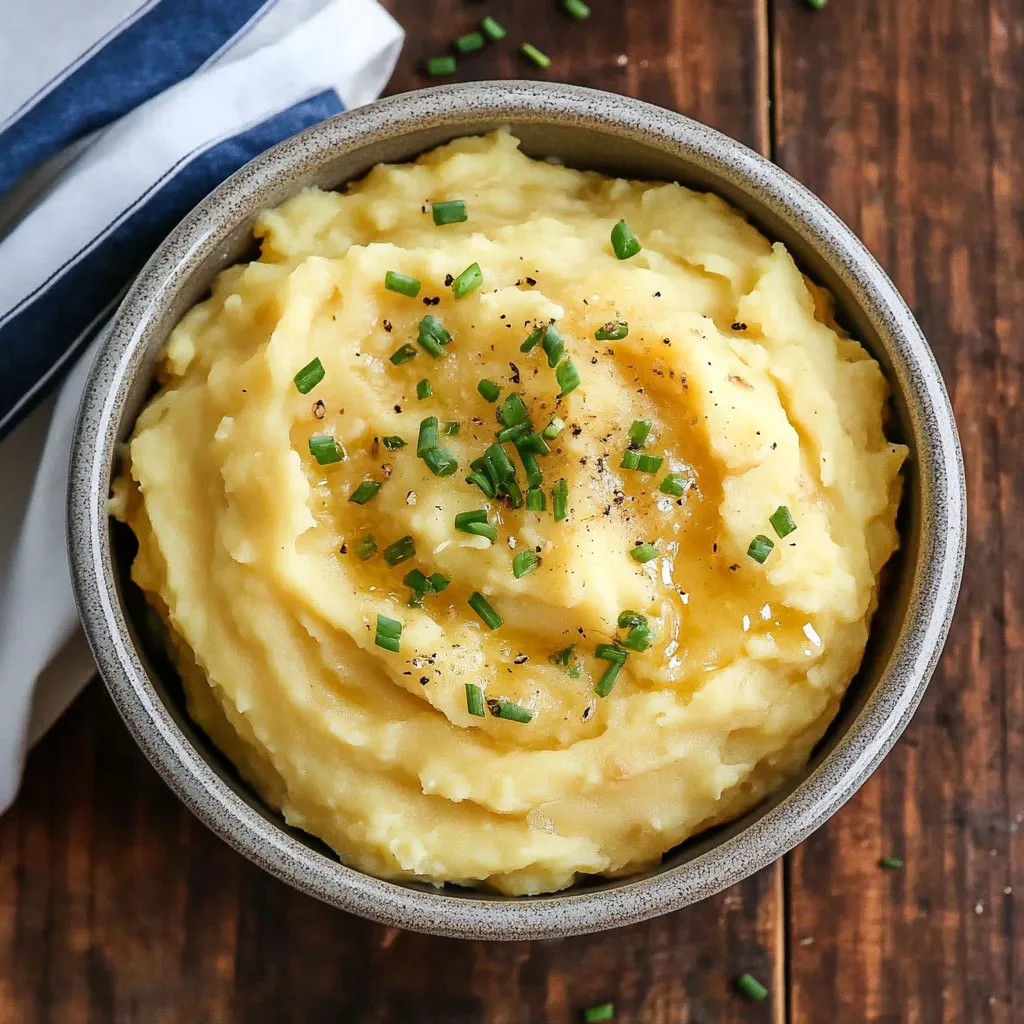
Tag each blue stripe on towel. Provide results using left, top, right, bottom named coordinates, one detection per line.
left=0, top=88, right=344, bottom=439
left=0, top=0, right=275, bottom=197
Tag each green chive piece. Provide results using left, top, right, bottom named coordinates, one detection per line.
left=526, top=487, right=546, bottom=512
left=383, top=535, right=416, bottom=567
left=454, top=31, right=484, bottom=54
left=541, top=324, right=565, bottom=368
left=628, top=419, right=653, bottom=447
left=465, top=683, right=486, bottom=717
left=497, top=392, right=529, bottom=428
left=422, top=446, right=459, bottom=477
left=432, top=199, right=467, bottom=225
left=513, top=550, right=541, bottom=578
left=454, top=509, right=488, bottom=527
left=595, top=320, right=628, bottom=341
left=294, top=357, right=325, bottom=394
left=403, top=568, right=432, bottom=606
left=549, top=644, right=575, bottom=666
left=445, top=421, right=460, bottom=435
left=417, top=379, right=433, bottom=400
left=462, top=521, right=499, bottom=542
left=426, top=55, right=457, bottom=77
left=517, top=432, right=550, bottom=456
left=635, top=453, right=663, bottom=473
left=619, top=450, right=641, bottom=471
left=487, top=699, right=532, bottom=723
left=417, top=416, right=439, bottom=456
left=747, top=534, right=775, bottom=564
left=552, top=478, right=569, bottom=521
left=468, top=591, right=503, bottom=630
left=452, top=262, right=483, bottom=299
left=517, top=446, right=543, bottom=490
left=879, top=857, right=904, bottom=870
left=374, top=614, right=402, bottom=652
left=480, top=15, right=506, bottom=40
left=617, top=610, right=645, bottom=629
left=496, top=421, right=532, bottom=444
left=611, top=219, right=641, bottom=260
left=582, top=1003, right=614, bottom=1023
left=375, top=634, right=400, bottom=653
left=806, top=0, right=828, bottom=8
left=521, top=326, right=545, bottom=352
left=734, top=974, right=769, bottom=1003
left=621, top=622, right=653, bottom=652
left=417, top=314, right=451, bottom=357
left=630, top=541, right=658, bottom=563
left=390, top=343, right=417, bottom=366
left=356, top=535, right=377, bottom=560
left=595, top=642, right=628, bottom=664
left=428, top=573, right=450, bottom=592
left=556, top=358, right=580, bottom=398
left=384, top=270, right=421, bottom=298
left=770, top=505, right=797, bottom=538
left=455, top=509, right=496, bottom=543
left=484, top=442, right=516, bottom=485
left=521, top=42, right=551, bottom=69
left=501, top=477, right=524, bottom=508
left=382, top=435, right=406, bottom=450
left=466, top=472, right=497, bottom=498
left=348, top=479, right=382, bottom=505
left=659, top=473, right=688, bottom=497
left=564, top=0, right=592, bottom=21
left=594, top=660, right=623, bottom=698
left=478, top=378, right=501, bottom=402
left=308, top=434, right=345, bottom=465
left=542, top=416, right=565, bottom=440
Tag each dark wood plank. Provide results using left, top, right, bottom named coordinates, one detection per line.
left=773, top=0, right=1021, bottom=1020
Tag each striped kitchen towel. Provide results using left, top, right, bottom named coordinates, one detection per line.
left=0, top=0, right=403, bottom=812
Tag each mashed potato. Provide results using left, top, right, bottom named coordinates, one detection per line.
left=111, top=130, right=905, bottom=895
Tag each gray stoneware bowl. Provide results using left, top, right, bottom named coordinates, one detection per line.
left=67, top=81, right=966, bottom=940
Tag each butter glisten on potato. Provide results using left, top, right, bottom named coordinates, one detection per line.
left=111, top=130, right=906, bottom=895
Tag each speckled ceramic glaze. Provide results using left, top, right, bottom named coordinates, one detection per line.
left=67, top=81, right=966, bottom=940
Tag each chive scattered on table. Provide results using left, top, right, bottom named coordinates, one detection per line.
left=465, top=683, right=486, bottom=717
left=806, top=0, right=828, bottom=9
left=734, top=974, right=769, bottom=1003
left=454, top=31, right=484, bottom=54
left=480, top=15, right=506, bottom=40
left=879, top=857, right=904, bottom=870
left=542, top=416, right=565, bottom=440
left=356, top=534, right=377, bottom=560
left=384, top=270, right=420, bottom=298
left=770, top=505, right=797, bottom=538
left=659, top=473, right=688, bottom=497
left=582, top=1002, right=614, bottom=1023
left=747, top=534, right=775, bottom=564
left=308, top=434, right=345, bottom=465
left=426, top=55, right=457, bottom=78
left=564, top=0, right=592, bottom=21
left=417, top=379, right=432, bottom=400
left=383, top=535, right=416, bottom=567
left=294, top=357, right=325, bottom=394
left=595, top=320, right=628, bottom=341
left=611, top=219, right=641, bottom=260
left=382, top=435, right=406, bottom=450
left=629, top=541, right=658, bottom=563
left=390, top=343, right=417, bottom=366
left=432, top=199, right=468, bottom=225
left=628, top=419, right=653, bottom=447
left=555, top=358, right=580, bottom=398
left=468, top=591, right=503, bottom=630
left=521, top=42, right=551, bottom=69
left=452, top=262, right=483, bottom=298
left=552, top=478, right=569, bottom=521
left=348, top=479, right=382, bottom=505
left=487, top=698, right=532, bottom=723
left=478, top=378, right=501, bottom=402
left=512, top=550, right=541, bottom=579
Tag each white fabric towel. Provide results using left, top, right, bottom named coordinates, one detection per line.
left=0, top=0, right=403, bottom=812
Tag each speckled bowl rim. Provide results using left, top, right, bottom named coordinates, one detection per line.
left=68, top=81, right=965, bottom=940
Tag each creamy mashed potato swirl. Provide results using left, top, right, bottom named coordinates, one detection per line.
left=111, top=130, right=905, bottom=895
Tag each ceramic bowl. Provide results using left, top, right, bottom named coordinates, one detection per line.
left=67, top=81, right=965, bottom=940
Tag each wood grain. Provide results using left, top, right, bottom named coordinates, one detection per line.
left=774, top=0, right=1022, bottom=1020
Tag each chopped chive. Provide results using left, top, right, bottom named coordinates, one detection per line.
left=445, top=421, right=460, bottom=435
left=420, top=314, right=451, bottom=345
left=465, top=683, right=486, bottom=717
left=375, top=614, right=401, bottom=639
left=525, top=487, right=546, bottom=512
left=462, top=522, right=498, bottom=542
left=487, top=698, right=532, bottom=723
left=384, top=270, right=421, bottom=298
left=659, top=473, right=688, bottom=497
left=635, top=453, right=663, bottom=473
left=595, top=642, right=628, bottom=664
left=375, top=634, right=400, bottom=653
left=611, top=219, right=641, bottom=260
left=480, top=15, right=506, bottom=40
left=595, top=320, right=628, bottom=341
left=348, top=479, right=382, bottom=505
left=428, top=573, right=449, bottom=592
left=432, top=199, right=467, bottom=225
left=478, top=378, right=501, bottom=402
left=630, top=541, right=658, bottom=563
left=403, top=568, right=431, bottom=606
left=417, top=321, right=448, bottom=358
left=541, top=324, right=565, bottom=368
left=382, top=435, right=406, bottom=450
left=594, top=660, right=622, bottom=698
left=417, top=416, right=439, bottom=456
left=628, top=419, right=653, bottom=447
left=879, top=857, right=904, bottom=870
left=617, top=610, right=645, bottom=629
left=308, top=434, right=345, bottom=465
left=747, top=534, right=774, bottom=564
left=454, top=30, right=484, bottom=54
left=484, top=442, right=516, bottom=484
left=294, top=357, right=325, bottom=394
left=806, top=0, right=828, bottom=8
left=497, top=392, right=529, bottom=427
left=521, top=326, right=545, bottom=352
left=555, top=358, right=580, bottom=398
left=521, top=42, right=551, bottom=69
left=468, top=591, right=503, bottom=630
left=542, top=416, right=565, bottom=440
left=734, top=974, right=769, bottom=1003
left=552, top=478, right=569, bottom=521
left=454, top=509, right=488, bottom=527
left=417, top=379, right=433, bottom=400
left=383, top=535, right=416, bottom=566
left=517, top=432, right=550, bottom=456
left=501, top=477, right=524, bottom=508
left=517, top=446, right=543, bottom=489
left=582, top=1003, right=613, bottom=1023
left=426, top=55, right=457, bottom=77
left=513, top=550, right=541, bottom=578
left=451, top=262, right=483, bottom=298
left=496, top=421, right=532, bottom=444
left=422, top=446, right=459, bottom=477
left=563, top=0, right=592, bottom=21
left=356, top=535, right=377, bottom=560
left=466, top=471, right=496, bottom=498
left=389, top=343, right=417, bottom=365
left=770, top=505, right=797, bottom=538
left=619, top=450, right=640, bottom=471
left=455, top=510, right=497, bottom=542
left=549, top=644, right=575, bottom=666
left=620, top=622, right=652, bottom=652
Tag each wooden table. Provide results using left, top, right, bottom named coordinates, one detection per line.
left=0, top=1, right=1018, bottom=1019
